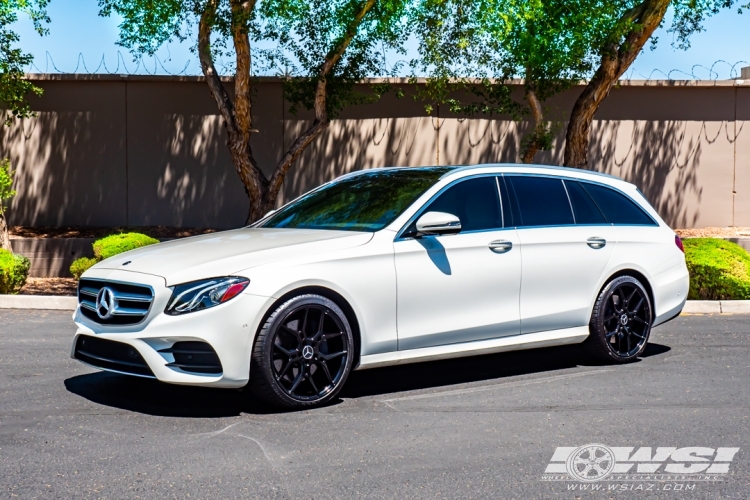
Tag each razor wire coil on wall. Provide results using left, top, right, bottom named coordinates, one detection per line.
left=27, top=52, right=750, bottom=81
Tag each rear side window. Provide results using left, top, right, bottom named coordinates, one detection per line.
left=564, top=180, right=607, bottom=224
left=581, top=183, right=656, bottom=225
left=506, top=176, right=574, bottom=227
left=420, top=176, right=503, bottom=232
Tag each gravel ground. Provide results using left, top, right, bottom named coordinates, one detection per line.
left=675, top=227, right=750, bottom=238
left=19, top=278, right=77, bottom=296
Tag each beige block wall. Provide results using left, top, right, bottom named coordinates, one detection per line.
left=0, top=80, right=128, bottom=226
left=1, top=76, right=748, bottom=229
left=734, top=87, right=750, bottom=226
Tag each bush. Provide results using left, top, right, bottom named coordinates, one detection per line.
left=70, top=257, right=98, bottom=280
left=0, top=249, right=31, bottom=294
left=69, top=232, right=160, bottom=279
left=684, top=238, right=750, bottom=300
left=92, top=232, right=159, bottom=261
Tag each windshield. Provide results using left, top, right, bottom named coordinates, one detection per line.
left=259, top=168, right=453, bottom=232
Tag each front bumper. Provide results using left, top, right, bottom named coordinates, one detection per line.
left=71, top=269, right=273, bottom=388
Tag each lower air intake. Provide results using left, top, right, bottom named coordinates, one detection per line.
left=74, top=335, right=154, bottom=377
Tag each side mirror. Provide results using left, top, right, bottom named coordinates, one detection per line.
left=415, top=211, right=462, bottom=236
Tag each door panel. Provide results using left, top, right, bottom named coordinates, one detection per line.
left=394, top=229, right=522, bottom=350
left=517, top=225, right=616, bottom=334
left=504, top=175, right=616, bottom=334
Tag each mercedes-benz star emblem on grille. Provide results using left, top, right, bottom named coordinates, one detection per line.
left=95, top=287, right=116, bottom=320
left=302, top=345, right=314, bottom=360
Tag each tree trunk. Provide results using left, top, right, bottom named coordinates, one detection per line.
left=197, top=0, right=377, bottom=224
left=563, top=0, right=670, bottom=169
left=521, top=87, right=545, bottom=164
left=0, top=213, right=10, bottom=252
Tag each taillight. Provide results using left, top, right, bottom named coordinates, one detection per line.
left=675, top=235, right=685, bottom=253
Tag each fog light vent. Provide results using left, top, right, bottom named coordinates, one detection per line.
left=158, top=341, right=222, bottom=374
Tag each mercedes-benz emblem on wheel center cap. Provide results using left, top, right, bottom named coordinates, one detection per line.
left=620, top=314, right=629, bottom=325
left=95, top=287, right=116, bottom=320
left=302, top=345, right=314, bottom=360
left=566, top=444, right=616, bottom=482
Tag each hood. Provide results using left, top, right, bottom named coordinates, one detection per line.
left=91, top=228, right=373, bottom=285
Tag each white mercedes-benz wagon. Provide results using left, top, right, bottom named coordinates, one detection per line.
left=72, top=164, right=688, bottom=409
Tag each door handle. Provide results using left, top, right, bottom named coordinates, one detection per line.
left=489, top=240, right=513, bottom=253
left=587, top=237, right=607, bottom=249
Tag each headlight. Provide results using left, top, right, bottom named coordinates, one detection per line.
left=165, top=277, right=250, bottom=315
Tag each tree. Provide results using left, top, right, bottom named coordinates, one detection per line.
left=414, top=0, right=737, bottom=168
left=1, top=0, right=49, bottom=125
left=1, top=0, right=50, bottom=250
left=411, top=0, right=612, bottom=163
left=563, top=0, right=739, bottom=168
left=100, top=0, right=409, bottom=223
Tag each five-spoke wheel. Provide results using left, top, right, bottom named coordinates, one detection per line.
left=584, top=275, right=653, bottom=363
left=249, top=294, right=354, bottom=409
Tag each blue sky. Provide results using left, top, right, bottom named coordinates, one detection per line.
left=11, top=0, right=750, bottom=79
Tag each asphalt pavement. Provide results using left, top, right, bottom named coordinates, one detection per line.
left=1, top=310, right=748, bottom=499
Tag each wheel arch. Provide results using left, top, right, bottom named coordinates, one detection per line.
left=253, top=285, right=363, bottom=370
left=599, top=268, right=656, bottom=321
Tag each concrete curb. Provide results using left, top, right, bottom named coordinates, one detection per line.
left=0, top=295, right=749, bottom=314
left=0, top=295, right=78, bottom=310
left=681, top=300, right=750, bottom=314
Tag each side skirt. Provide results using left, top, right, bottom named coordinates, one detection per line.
left=356, top=326, right=589, bottom=370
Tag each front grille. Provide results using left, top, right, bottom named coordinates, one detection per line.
left=159, top=341, right=223, bottom=374
left=74, top=335, right=154, bottom=377
left=78, top=278, right=154, bottom=325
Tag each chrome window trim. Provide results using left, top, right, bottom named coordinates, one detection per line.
left=561, top=179, right=576, bottom=224
left=495, top=176, right=505, bottom=228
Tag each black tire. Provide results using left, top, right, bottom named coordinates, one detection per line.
left=249, top=294, right=354, bottom=409
left=583, top=275, right=653, bottom=364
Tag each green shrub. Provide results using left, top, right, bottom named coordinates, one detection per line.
left=70, top=257, right=98, bottom=280
left=69, top=232, right=160, bottom=279
left=92, top=232, right=159, bottom=261
left=684, top=238, right=750, bottom=300
left=0, top=249, right=31, bottom=294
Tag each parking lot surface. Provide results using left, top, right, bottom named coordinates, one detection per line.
left=1, top=310, right=748, bottom=499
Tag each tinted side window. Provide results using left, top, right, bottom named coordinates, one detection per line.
left=581, top=183, right=656, bottom=225
left=507, top=176, right=574, bottom=227
left=564, top=180, right=607, bottom=224
left=421, top=177, right=502, bottom=232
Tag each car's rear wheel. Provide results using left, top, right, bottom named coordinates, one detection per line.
left=249, top=294, right=354, bottom=409
left=583, top=275, right=653, bottom=363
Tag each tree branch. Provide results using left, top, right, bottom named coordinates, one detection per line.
left=563, top=0, right=670, bottom=168
left=230, top=0, right=257, bottom=146
left=521, top=87, right=545, bottom=164
left=198, top=0, right=238, bottom=137
left=263, top=0, right=377, bottom=212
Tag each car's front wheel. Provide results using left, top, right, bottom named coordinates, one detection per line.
left=249, top=294, right=354, bottom=409
left=583, top=275, right=653, bottom=363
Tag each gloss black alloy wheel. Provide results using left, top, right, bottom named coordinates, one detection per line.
left=583, top=275, right=653, bottom=363
left=249, top=294, right=354, bottom=409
